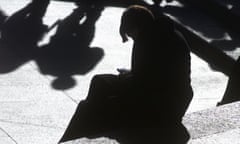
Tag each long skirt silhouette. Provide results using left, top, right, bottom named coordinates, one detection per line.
left=59, top=74, right=190, bottom=144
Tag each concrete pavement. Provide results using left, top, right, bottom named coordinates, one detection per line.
left=0, top=0, right=238, bottom=143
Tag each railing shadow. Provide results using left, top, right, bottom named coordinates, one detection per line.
left=163, top=1, right=240, bottom=52
left=163, top=1, right=238, bottom=75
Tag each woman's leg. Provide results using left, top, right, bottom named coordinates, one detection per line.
left=86, top=74, right=122, bottom=103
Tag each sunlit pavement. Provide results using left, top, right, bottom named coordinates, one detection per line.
left=0, top=0, right=238, bottom=143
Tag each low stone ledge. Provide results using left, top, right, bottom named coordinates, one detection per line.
left=61, top=102, right=240, bottom=144
left=183, top=101, right=240, bottom=139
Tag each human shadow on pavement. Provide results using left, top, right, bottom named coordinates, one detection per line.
left=35, top=4, right=104, bottom=90
left=0, top=1, right=105, bottom=90
left=0, top=0, right=49, bottom=73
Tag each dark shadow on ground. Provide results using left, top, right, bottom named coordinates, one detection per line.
left=190, top=0, right=240, bottom=32
left=162, top=1, right=240, bottom=75
left=184, top=0, right=240, bottom=51
left=163, top=1, right=240, bottom=52
left=0, top=0, right=49, bottom=73
left=163, top=0, right=240, bottom=111
left=0, top=1, right=106, bottom=90
left=0, top=41, right=31, bottom=73
left=0, top=0, right=153, bottom=90
left=211, top=31, right=240, bottom=52
left=53, top=0, right=149, bottom=8
left=0, top=8, right=24, bottom=72
left=35, top=5, right=104, bottom=90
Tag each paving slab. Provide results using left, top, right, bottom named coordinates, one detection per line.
left=189, top=128, right=240, bottom=144
left=0, top=127, right=16, bottom=144
left=186, top=102, right=240, bottom=144
left=0, top=61, right=77, bottom=128
left=183, top=101, right=240, bottom=139
left=0, top=121, right=63, bottom=144
left=187, top=53, right=228, bottom=113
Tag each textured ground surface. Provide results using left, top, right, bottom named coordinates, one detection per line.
left=0, top=0, right=239, bottom=143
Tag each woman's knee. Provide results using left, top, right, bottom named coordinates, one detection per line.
left=91, top=74, right=117, bottom=86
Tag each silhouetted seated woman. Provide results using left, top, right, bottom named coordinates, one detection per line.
left=60, top=5, right=193, bottom=144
